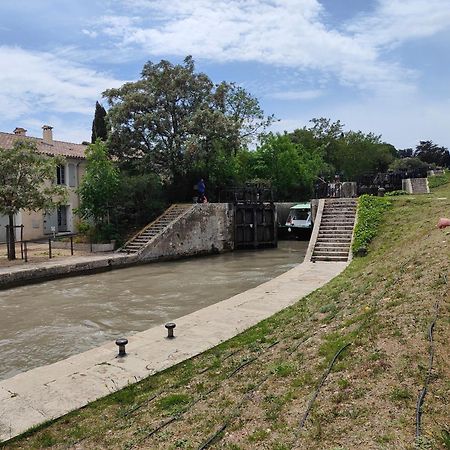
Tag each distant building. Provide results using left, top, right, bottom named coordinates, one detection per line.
left=0, top=126, right=87, bottom=243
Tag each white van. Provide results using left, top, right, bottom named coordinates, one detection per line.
left=285, top=203, right=312, bottom=232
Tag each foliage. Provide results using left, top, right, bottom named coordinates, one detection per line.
left=91, top=101, right=108, bottom=143
left=104, top=56, right=274, bottom=181
left=288, top=118, right=396, bottom=181
left=0, top=140, right=67, bottom=259
left=389, top=157, right=428, bottom=171
left=76, top=140, right=119, bottom=233
left=397, top=148, right=413, bottom=158
left=414, top=140, right=450, bottom=167
left=428, top=171, right=450, bottom=189
left=114, top=172, right=165, bottom=234
left=242, top=133, right=326, bottom=200
left=384, top=190, right=408, bottom=197
left=352, top=195, right=391, bottom=256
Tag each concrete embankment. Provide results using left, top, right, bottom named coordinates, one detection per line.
left=0, top=260, right=348, bottom=442
left=0, top=254, right=136, bottom=290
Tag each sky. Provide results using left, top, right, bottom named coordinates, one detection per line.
left=0, top=0, right=449, bottom=149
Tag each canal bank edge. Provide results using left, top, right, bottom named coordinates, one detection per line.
left=0, top=260, right=348, bottom=443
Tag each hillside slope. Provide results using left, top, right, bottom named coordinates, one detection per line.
left=4, top=180, right=450, bottom=450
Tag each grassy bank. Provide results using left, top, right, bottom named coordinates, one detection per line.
left=3, top=181, right=450, bottom=450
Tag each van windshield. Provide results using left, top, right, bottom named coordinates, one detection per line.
left=291, top=210, right=309, bottom=220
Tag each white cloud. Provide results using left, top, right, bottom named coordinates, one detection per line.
left=82, top=29, right=98, bottom=38
left=269, top=89, right=323, bottom=100
left=347, top=0, right=450, bottom=48
left=90, top=0, right=433, bottom=93
left=0, top=46, right=125, bottom=121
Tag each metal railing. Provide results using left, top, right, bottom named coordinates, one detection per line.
left=1, top=234, right=80, bottom=263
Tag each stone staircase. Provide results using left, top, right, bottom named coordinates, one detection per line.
left=402, top=177, right=429, bottom=194
left=311, top=198, right=357, bottom=262
left=118, top=204, right=193, bottom=255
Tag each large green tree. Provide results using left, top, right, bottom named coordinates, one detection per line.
left=77, top=140, right=119, bottom=237
left=0, top=140, right=67, bottom=260
left=103, top=56, right=273, bottom=180
left=289, top=118, right=396, bottom=180
left=242, top=134, right=327, bottom=200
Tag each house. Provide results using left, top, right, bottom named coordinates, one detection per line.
left=0, top=126, right=88, bottom=243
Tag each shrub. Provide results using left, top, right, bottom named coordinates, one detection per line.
left=352, top=195, right=391, bottom=256
left=385, top=190, right=408, bottom=197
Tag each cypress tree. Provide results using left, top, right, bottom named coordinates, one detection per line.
left=91, top=101, right=108, bottom=143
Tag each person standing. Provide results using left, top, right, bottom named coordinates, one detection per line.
left=197, top=178, right=207, bottom=203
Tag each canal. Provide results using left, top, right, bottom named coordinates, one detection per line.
left=0, top=240, right=308, bottom=381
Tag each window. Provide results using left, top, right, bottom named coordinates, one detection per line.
left=56, top=165, right=65, bottom=185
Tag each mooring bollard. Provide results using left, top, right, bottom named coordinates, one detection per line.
left=165, top=322, right=176, bottom=339
left=115, top=338, right=128, bottom=357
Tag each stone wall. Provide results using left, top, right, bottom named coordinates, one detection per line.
left=139, top=203, right=234, bottom=262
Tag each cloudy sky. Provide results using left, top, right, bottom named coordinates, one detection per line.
left=0, top=0, right=449, bottom=148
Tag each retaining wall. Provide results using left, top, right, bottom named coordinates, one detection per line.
left=139, top=203, right=234, bottom=261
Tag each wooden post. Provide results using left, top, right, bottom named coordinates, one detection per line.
left=48, top=238, right=52, bottom=259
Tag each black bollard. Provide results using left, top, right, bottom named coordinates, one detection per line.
left=115, top=338, right=128, bottom=357
left=165, top=322, right=176, bottom=339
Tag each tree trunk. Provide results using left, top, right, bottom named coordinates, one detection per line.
left=8, top=213, right=16, bottom=260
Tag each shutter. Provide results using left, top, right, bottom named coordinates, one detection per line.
left=68, top=164, right=76, bottom=187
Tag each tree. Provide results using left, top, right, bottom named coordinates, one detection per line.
left=288, top=119, right=397, bottom=180
left=414, top=140, right=450, bottom=167
left=103, top=56, right=273, bottom=180
left=242, top=134, right=327, bottom=200
left=91, top=101, right=108, bottom=143
left=0, top=140, right=67, bottom=260
left=77, top=140, right=119, bottom=239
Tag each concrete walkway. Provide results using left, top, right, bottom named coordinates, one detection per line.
left=0, top=260, right=348, bottom=442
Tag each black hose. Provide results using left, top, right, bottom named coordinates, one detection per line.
left=415, top=302, right=439, bottom=439
left=299, top=342, right=351, bottom=429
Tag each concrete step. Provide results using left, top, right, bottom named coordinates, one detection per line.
left=314, top=245, right=350, bottom=252
left=318, top=231, right=353, bottom=236
left=312, top=255, right=349, bottom=262
left=320, top=225, right=354, bottom=230
left=316, top=239, right=351, bottom=245
left=313, top=249, right=349, bottom=257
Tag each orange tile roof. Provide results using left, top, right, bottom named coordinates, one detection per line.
left=0, top=131, right=87, bottom=159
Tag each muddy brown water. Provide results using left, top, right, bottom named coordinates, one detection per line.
left=0, top=241, right=308, bottom=381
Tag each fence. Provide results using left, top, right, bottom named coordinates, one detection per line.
left=1, top=235, right=78, bottom=264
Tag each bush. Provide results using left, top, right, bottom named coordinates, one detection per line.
left=352, top=195, right=391, bottom=256
left=385, top=190, right=408, bottom=197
